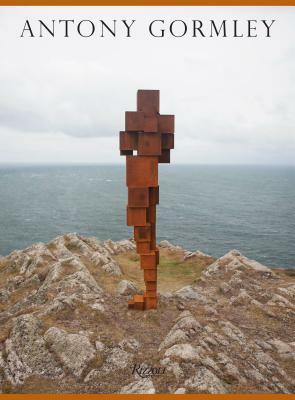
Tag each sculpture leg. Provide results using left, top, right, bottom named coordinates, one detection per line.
left=128, top=186, right=159, bottom=310
left=144, top=196, right=158, bottom=309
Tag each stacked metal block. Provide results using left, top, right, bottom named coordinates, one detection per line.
left=120, top=90, right=174, bottom=310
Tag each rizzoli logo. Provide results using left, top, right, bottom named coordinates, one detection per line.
left=132, top=363, right=166, bottom=378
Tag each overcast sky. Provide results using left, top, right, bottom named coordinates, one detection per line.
left=0, top=7, right=294, bottom=165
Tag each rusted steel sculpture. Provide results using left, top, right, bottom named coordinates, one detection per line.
left=119, top=90, right=175, bottom=310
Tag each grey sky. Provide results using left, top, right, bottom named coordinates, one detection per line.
left=0, top=7, right=294, bottom=165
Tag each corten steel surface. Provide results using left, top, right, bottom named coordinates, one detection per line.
left=119, top=89, right=175, bottom=310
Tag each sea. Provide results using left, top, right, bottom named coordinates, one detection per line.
left=0, top=164, right=294, bottom=269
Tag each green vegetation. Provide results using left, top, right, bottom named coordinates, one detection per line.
left=114, top=248, right=210, bottom=293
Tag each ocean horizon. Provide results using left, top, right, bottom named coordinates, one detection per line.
left=0, top=163, right=294, bottom=269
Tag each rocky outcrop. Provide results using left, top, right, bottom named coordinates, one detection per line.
left=44, top=327, right=96, bottom=377
left=184, top=367, right=227, bottom=393
left=0, top=235, right=294, bottom=394
left=119, top=378, right=156, bottom=394
left=117, top=280, right=138, bottom=296
left=158, top=240, right=183, bottom=252
left=203, top=249, right=274, bottom=277
left=174, top=286, right=208, bottom=303
left=158, top=311, right=201, bottom=351
left=1, top=315, right=63, bottom=385
left=183, top=250, right=215, bottom=264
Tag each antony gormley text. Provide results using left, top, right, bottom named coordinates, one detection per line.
left=119, top=90, right=175, bottom=310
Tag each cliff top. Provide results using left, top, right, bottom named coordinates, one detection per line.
left=0, top=234, right=294, bottom=394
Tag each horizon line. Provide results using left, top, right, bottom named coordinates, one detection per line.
left=0, top=162, right=294, bottom=167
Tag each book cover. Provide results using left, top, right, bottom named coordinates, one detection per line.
left=0, top=2, right=294, bottom=397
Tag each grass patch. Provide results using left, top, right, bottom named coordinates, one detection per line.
left=114, top=248, right=207, bottom=293
left=157, top=257, right=203, bottom=291
left=0, top=258, right=11, bottom=271
left=0, top=260, right=19, bottom=290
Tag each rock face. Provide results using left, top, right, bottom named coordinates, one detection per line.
left=1, top=315, right=63, bottom=385
left=185, top=367, right=227, bottom=393
left=0, top=234, right=294, bottom=394
left=203, top=249, right=274, bottom=277
left=117, top=280, right=138, bottom=296
left=44, top=327, right=96, bottom=377
left=119, top=378, right=156, bottom=394
left=159, top=240, right=183, bottom=252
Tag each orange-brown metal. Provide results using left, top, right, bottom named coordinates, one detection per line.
left=126, top=156, right=158, bottom=188
left=138, top=133, right=162, bottom=156
left=119, top=89, right=175, bottom=310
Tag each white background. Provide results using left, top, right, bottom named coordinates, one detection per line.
left=0, top=7, right=294, bottom=165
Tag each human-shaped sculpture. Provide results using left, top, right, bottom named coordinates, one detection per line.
left=120, top=90, right=174, bottom=310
